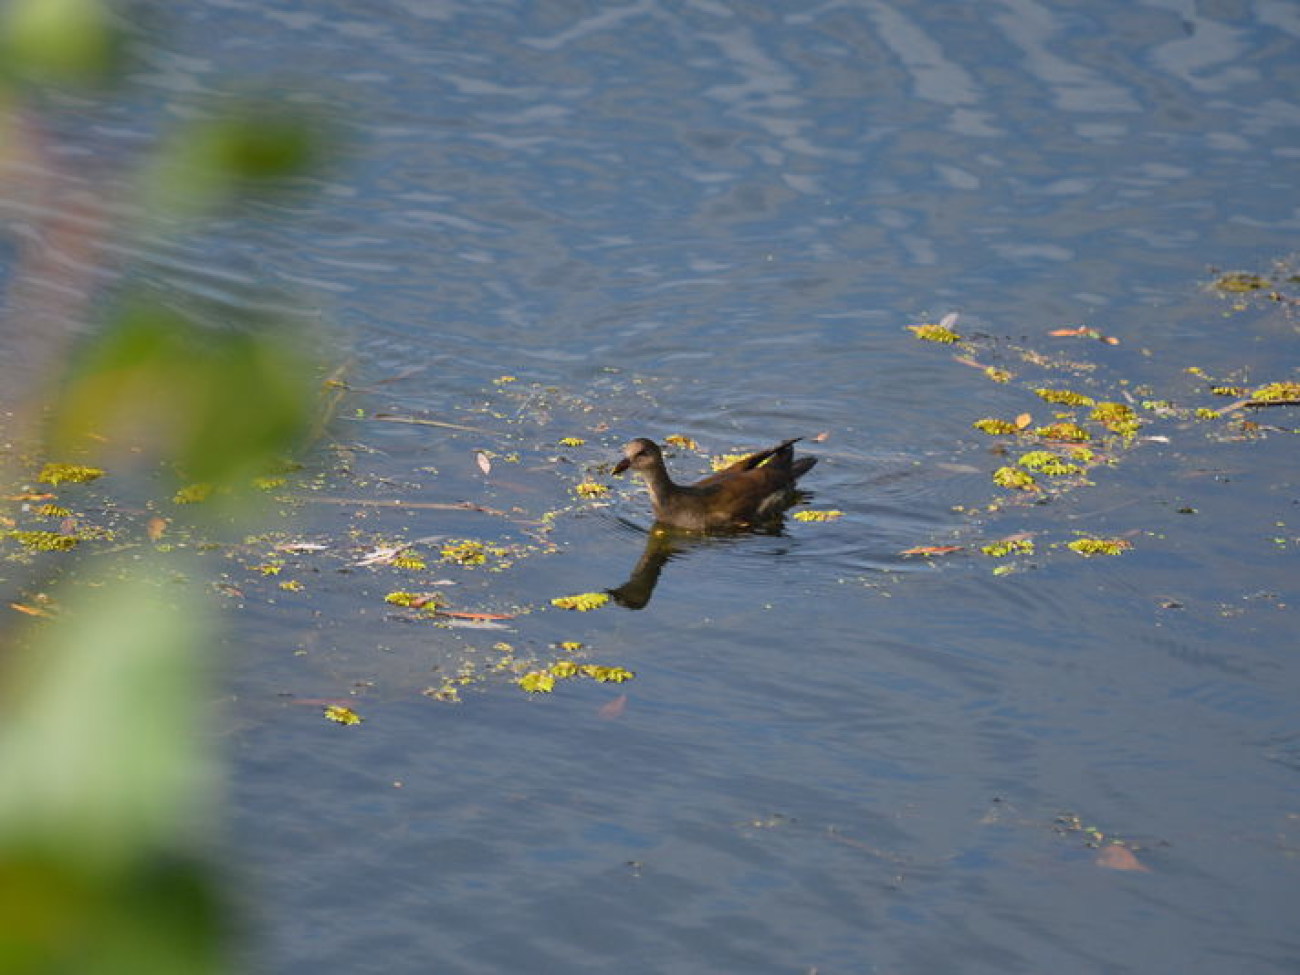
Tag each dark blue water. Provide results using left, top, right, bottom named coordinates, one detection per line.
left=4, top=1, right=1299, bottom=972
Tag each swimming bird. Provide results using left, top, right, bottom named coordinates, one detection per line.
left=612, top=437, right=816, bottom=531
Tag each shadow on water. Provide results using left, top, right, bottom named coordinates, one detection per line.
left=605, top=500, right=809, bottom=610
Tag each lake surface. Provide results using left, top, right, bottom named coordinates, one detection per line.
left=4, top=1, right=1299, bottom=972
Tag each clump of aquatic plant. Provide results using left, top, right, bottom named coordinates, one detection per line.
left=439, top=539, right=508, bottom=566
left=1212, top=272, right=1267, bottom=293
left=384, top=591, right=440, bottom=609
left=984, top=367, right=1013, bottom=383
left=1035, top=388, right=1095, bottom=407
left=1089, top=402, right=1140, bottom=437
left=323, top=704, right=362, bottom=725
left=973, top=418, right=1020, bottom=436
left=1250, top=381, right=1300, bottom=403
left=390, top=551, right=427, bottom=570
left=1067, top=537, right=1132, bottom=556
left=793, top=509, right=843, bottom=522
left=518, top=660, right=634, bottom=693
left=173, top=482, right=213, bottom=504
left=1210, top=386, right=1245, bottom=397
left=7, top=530, right=80, bottom=552
left=709, top=452, right=749, bottom=471
left=550, top=591, right=610, bottom=611
left=36, top=463, right=105, bottom=486
left=664, top=434, right=699, bottom=450
left=558, top=437, right=586, bottom=447
left=1034, top=421, right=1090, bottom=442
left=1018, top=451, right=1082, bottom=476
left=36, top=504, right=72, bottom=518
left=908, top=321, right=961, bottom=344
left=573, top=481, right=608, bottom=498
left=993, top=466, right=1038, bottom=491
left=981, top=537, right=1035, bottom=558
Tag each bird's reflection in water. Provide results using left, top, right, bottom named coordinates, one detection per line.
left=606, top=516, right=794, bottom=610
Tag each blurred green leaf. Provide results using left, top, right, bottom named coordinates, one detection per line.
left=50, top=296, right=319, bottom=492
left=1, top=0, right=125, bottom=88
left=142, top=105, right=328, bottom=220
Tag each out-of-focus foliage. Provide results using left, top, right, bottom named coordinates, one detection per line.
left=0, top=2, right=333, bottom=973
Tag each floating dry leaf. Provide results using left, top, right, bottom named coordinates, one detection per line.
left=476, top=450, right=492, bottom=475
left=1095, top=844, right=1150, bottom=872
left=901, top=545, right=963, bottom=557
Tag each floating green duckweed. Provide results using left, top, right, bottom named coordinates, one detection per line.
left=441, top=539, right=489, bottom=565
left=1195, top=408, right=1220, bottom=420
left=324, top=704, right=363, bottom=725
left=574, top=481, right=608, bottom=498
left=550, top=660, right=581, bottom=678
left=1090, top=402, right=1140, bottom=436
left=1034, top=422, right=1090, bottom=442
left=391, top=552, right=427, bottom=570
left=908, top=322, right=961, bottom=343
left=1210, top=386, right=1245, bottom=397
left=384, top=591, right=439, bottom=608
left=173, top=483, right=213, bottom=504
left=36, top=463, right=105, bottom=486
left=1251, top=381, right=1300, bottom=402
left=1018, top=451, right=1082, bottom=476
left=973, top=418, right=1019, bottom=435
left=709, top=452, right=748, bottom=471
left=1067, top=537, right=1132, bottom=556
left=1034, top=388, right=1095, bottom=407
left=1213, top=272, right=1267, bottom=292
left=664, top=434, right=699, bottom=450
left=793, top=509, right=843, bottom=522
left=583, top=665, right=634, bottom=683
left=8, top=530, right=80, bottom=552
left=550, top=591, right=610, bottom=611
left=36, top=504, right=72, bottom=518
left=993, top=466, right=1038, bottom=491
left=559, top=437, right=586, bottom=447
left=519, top=671, right=556, bottom=693
left=984, top=367, right=1013, bottom=383
left=981, top=538, right=1035, bottom=558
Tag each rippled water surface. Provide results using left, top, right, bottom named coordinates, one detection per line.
left=4, top=1, right=1300, bottom=972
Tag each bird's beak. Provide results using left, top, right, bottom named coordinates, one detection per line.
left=612, top=457, right=630, bottom=475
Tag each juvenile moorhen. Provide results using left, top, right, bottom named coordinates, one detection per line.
left=612, top=437, right=817, bottom=531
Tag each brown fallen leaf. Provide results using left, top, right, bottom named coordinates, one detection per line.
left=9, top=602, right=54, bottom=619
left=1095, top=844, right=1150, bottom=872
left=434, top=609, right=517, bottom=621
left=1015, top=412, right=1033, bottom=429
left=901, top=545, right=964, bottom=557
left=812, top=431, right=830, bottom=442
left=598, top=694, right=628, bottom=720
left=147, top=516, right=168, bottom=542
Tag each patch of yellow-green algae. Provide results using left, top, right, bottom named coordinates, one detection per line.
left=1251, top=381, right=1300, bottom=403
left=7, top=530, right=81, bottom=552
left=993, top=466, right=1038, bottom=491
left=550, top=591, right=610, bottom=611
left=793, top=509, right=843, bottom=522
left=1034, top=421, right=1091, bottom=442
left=973, top=417, right=1020, bottom=436
left=1018, top=451, right=1082, bottom=476
left=1067, top=537, right=1133, bottom=556
left=1212, top=272, right=1267, bottom=293
left=981, top=538, right=1035, bottom=558
left=1035, top=388, right=1095, bottom=407
left=908, top=321, right=962, bottom=344
left=1089, top=402, right=1141, bottom=437
left=36, top=463, right=105, bottom=486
